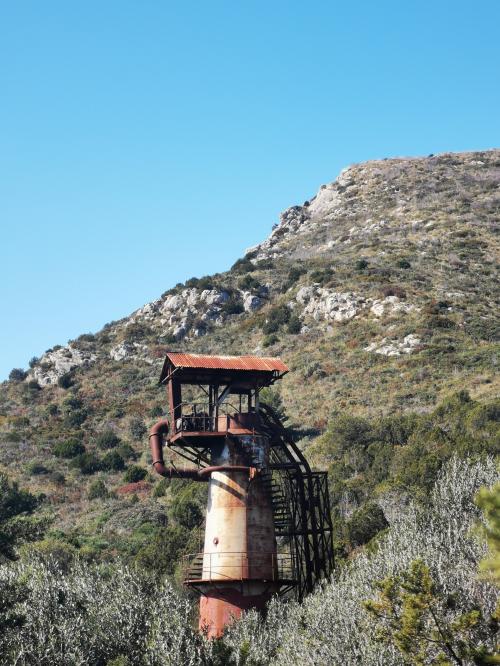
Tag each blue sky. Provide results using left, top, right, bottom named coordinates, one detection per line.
left=1, top=1, right=499, bottom=380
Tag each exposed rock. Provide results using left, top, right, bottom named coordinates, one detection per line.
left=370, top=296, right=420, bottom=317
left=109, top=342, right=153, bottom=363
left=242, top=292, right=262, bottom=312
left=298, top=287, right=366, bottom=322
left=29, top=345, right=97, bottom=386
left=364, top=334, right=422, bottom=356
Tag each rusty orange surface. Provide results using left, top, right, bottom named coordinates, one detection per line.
left=165, top=352, right=289, bottom=373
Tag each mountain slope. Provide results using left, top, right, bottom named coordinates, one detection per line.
left=0, top=148, right=498, bottom=559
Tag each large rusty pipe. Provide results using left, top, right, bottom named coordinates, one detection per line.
left=149, top=419, right=202, bottom=480
left=149, top=420, right=256, bottom=481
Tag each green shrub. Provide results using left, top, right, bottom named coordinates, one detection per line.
left=101, top=451, right=125, bottom=472
left=263, top=305, right=290, bottom=334
left=135, top=525, right=189, bottom=575
left=27, top=463, right=49, bottom=476
left=64, top=409, right=87, bottom=427
left=58, top=372, right=75, bottom=389
left=70, top=453, right=101, bottom=475
left=171, top=498, right=203, bottom=529
left=88, top=479, right=109, bottom=500
left=149, top=405, right=163, bottom=418
left=184, top=276, right=214, bottom=290
left=48, top=472, right=66, bottom=486
left=310, top=268, right=334, bottom=285
left=230, top=257, right=256, bottom=273
left=96, top=430, right=121, bottom=450
left=286, top=265, right=307, bottom=286
left=287, top=315, right=302, bottom=334
left=9, top=368, right=27, bottom=382
left=238, top=274, right=261, bottom=291
left=396, top=259, right=411, bottom=269
left=123, top=323, right=152, bottom=342
left=347, top=502, right=389, bottom=547
left=53, top=439, right=86, bottom=459
left=129, top=419, right=146, bottom=441
left=46, top=403, right=59, bottom=416
left=355, top=258, right=369, bottom=270
left=424, top=316, right=455, bottom=329
left=123, top=466, right=147, bottom=483
left=26, top=380, right=41, bottom=391
left=262, top=334, right=279, bottom=347
left=221, top=296, right=244, bottom=315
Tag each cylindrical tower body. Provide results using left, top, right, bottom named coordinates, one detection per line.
left=198, top=434, right=278, bottom=637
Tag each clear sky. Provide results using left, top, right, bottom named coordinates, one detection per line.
left=1, top=1, right=499, bottom=380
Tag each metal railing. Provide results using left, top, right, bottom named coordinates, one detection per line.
left=173, top=402, right=243, bottom=434
left=183, top=551, right=295, bottom=583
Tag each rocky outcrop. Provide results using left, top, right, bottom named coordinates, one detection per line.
left=296, top=286, right=366, bottom=323
left=109, top=342, right=153, bottom=364
left=296, top=288, right=419, bottom=324
left=370, top=296, right=420, bottom=317
left=28, top=345, right=97, bottom=386
left=364, top=334, right=422, bottom=356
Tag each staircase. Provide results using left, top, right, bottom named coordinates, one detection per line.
left=258, top=403, right=335, bottom=601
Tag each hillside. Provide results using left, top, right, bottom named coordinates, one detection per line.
left=0, top=148, right=499, bottom=564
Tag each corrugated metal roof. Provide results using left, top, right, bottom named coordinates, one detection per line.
left=165, top=352, right=289, bottom=373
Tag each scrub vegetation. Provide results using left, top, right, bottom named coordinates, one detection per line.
left=0, top=150, right=498, bottom=663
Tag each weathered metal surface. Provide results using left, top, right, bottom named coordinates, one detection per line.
left=149, top=352, right=334, bottom=638
left=164, top=352, right=289, bottom=373
left=199, top=582, right=277, bottom=638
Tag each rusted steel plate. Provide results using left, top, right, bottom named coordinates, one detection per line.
left=165, top=352, right=288, bottom=373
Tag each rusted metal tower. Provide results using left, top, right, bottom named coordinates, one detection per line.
left=149, top=352, right=334, bottom=638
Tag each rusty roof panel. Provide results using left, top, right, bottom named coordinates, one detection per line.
left=165, top=352, right=288, bottom=373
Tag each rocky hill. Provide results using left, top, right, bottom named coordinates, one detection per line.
left=0, top=149, right=498, bottom=563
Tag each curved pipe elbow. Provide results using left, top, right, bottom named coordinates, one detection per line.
left=149, top=420, right=258, bottom=481
left=149, top=419, right=207, bottom=481
left=149, top=419, right=171, bottom=476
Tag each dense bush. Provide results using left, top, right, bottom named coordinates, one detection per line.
left=221, top=295, right=244, bottom=315
left=101, top=451, right=125, bottom=472
left=0, top=458, right=496, bottom=665
left=57, top=372, right=74, bottom=389
left=69, top=453, right=101, bottom=475
left=129, top=418, right=146, bottom=441
left=123, top=323, right=153, bottom=342
left=53, top=439, right=85, bottom=459
left=286, top=315, right=302, bottom=334
left=347, top=502, right=388, bottom=547
left=95, top=430, right=121, bottom=450
left=313, top=392, right=500, bottom=511
left=185, top=275, right=214, bottom=290
left=172, top=498, right=203, bottom=530
left=284, top=265, right=306, bottom=290
left=309, top=268, right=334, bottom=285
left=8, top=369, right=27, bottom=382
left=262, top=334, right=279, bottom=347
left=263, top=305, right=290, bottom=334
left=26, top=463, right=49, bottom=476
left=88, top=479, right=109, bottom=500
left=230, top=256, right=256, bottom=273
left=123, top=466, right=147, bottom=483
left=238, top=274, right=261, bottom=291
left=0, top=474, right=44, bottom=561
left=134, top=525, right=190, bottom=575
